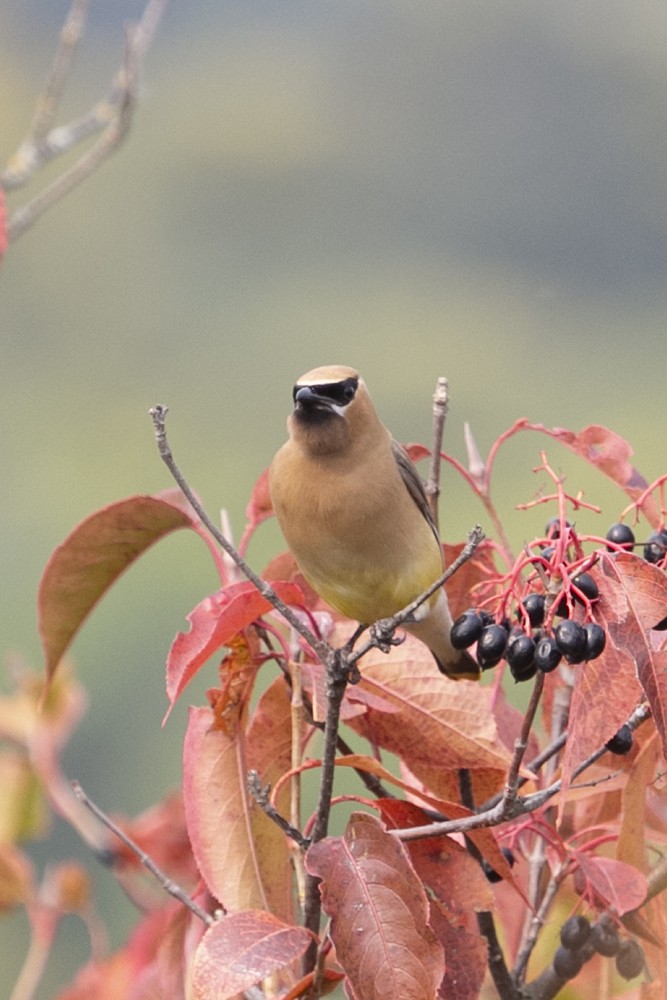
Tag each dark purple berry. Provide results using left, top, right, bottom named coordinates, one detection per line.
left=560, top=914, right=591, bottom=951
left=605, top=724, right=633, bottom=755
left=615, top=939, right=645, bottom=980
left=520, top=592, right=546, bottom=628
left=554, top=620, right=587, bottom=663
left=482, top=847, right=515, bottom=883
left=572, top=572, right=599, bottom=602
left=476, top=624, right=508, bottom=668
left=605, top=523, right=635, bottom=551
left=545, top=517, right=572, bottom=540
left=507, top=634, right=537, bottom=681
left=583, top=622, right=606, bottom=660
left=451, top=610, right=484, bottom=650
left=591, top=919, right=620, bottom=957
left=540, top=545, right=556, bottom=561
left=535, top=636, right=562, bottom=673
left=644, top=529, right=667, bottom=565
left=553, top=945, right=584, bottom=980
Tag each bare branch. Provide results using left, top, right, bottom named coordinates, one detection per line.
left=425, top=376, right=449, bottom=529
left=71, top=781, right=214, bottom=927
left=2, top=0, right=168, bottom=241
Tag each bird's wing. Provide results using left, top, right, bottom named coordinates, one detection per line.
left=391, top=439, right=440, bottom=542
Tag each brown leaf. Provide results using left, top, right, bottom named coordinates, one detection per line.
left=191, top=910, right=313, bottom=1000
left=38, top=493, right=197, bottom=684
left=183, top=707, right=277, bottom=913
left=345, top=635, right=510, bottom=799
left=306, top=812, right=444, bottom=1000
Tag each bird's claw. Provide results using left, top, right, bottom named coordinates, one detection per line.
left=371, top=619, right=406, bottom=654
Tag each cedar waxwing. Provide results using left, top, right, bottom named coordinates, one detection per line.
left=269, top=365, right=480, bottom=680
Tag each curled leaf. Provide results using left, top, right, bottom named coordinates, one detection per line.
left=39, top=493, right=197, bottom=684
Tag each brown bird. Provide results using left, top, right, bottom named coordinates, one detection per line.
left=269, top=364, right=480, bottom=679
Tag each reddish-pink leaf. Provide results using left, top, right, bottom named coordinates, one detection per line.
left=574, top=854, right=648, bottom=915
left=517, top=421, right=659, bottom=521
left=165, top=580, right=303, bottom=715
left=183, top=707, right=283, bottom=914
left=191, top=910, right=313, bottom=1000
left=306, top=812, right=444, bottom=1000
left=404, top=443, right=431, bottom=465
left=39, top=493, right=198, bottom=684
left=238, top=468, right=273, bottom=554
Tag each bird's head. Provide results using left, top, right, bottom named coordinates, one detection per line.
left=288, top=365, right=382, bottom=456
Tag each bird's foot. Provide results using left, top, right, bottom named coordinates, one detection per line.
left=371, top=619, right=406, bottom=654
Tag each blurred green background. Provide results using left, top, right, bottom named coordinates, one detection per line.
left=2, top=2, right=666, bottom=996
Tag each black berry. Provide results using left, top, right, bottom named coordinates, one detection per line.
left=482, top=847, right=515, bottom=883
left=554, top=620, right=588, bottom=663
left=605, top=523, right=635, bottom=551
left=534, top=636, right=562, bottom=673
left=520, top=592, right=546, bottom=627
left=545, top=517, right=572, bottom=540
left=553, top=945, right=584, bottom=980
left=605, top=724, right=633, bottom=755
left=507, top=634, right=537, bottom=681
left=644, top=529, right=667, bottom=565
left=590, top=920, right=620, bottom=957
left=583, top=622, right=606, bottom=661
left=572, top=572, right=599, bottom=602
left=560, top=915, right=591, bottom=951
left=615, top=939, right=645, bottom=980
left=451, top=610, right=484, bottom=650
left=476, top=624, right=508, bottom=668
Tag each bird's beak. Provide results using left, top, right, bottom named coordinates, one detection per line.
left=294, top=385, right=346, bottom=417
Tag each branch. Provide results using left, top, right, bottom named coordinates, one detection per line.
left=2, top=0, right=167, bottom=242
left=425, top=376, right=449, bottom=529
left=348, top=523, right=485, bottom=666
left=71, top=781, right=214, bottom=927
left=149, top=405, right=333, bottom=667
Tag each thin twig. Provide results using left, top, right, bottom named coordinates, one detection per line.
left=500, top=672, right=545, bottom=814
left=149, top=405, right=333, bottom=666
left=247, top=771, right=309, bottom=850
left=3, top=0, right=168, bottom=240
left=348, top=523, right=485, bottom=666
left=71, top=781, right=214, bottom=927
left=425, top=376, right=449, bottom=529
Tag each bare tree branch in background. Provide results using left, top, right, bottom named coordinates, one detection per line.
left=1, top=0, right=167, bottom=244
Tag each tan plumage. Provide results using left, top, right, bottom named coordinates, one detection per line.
left=269, top=365, right=480, bottom=680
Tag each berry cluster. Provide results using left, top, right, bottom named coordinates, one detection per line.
left=447, top=516, right=667, bottom=683
left=553, top=914, right=644, bottom=984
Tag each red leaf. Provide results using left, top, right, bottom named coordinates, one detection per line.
left=238, top=469, right=273, bottom=554
left=600, top=554, right=667, bottom=752
left=306, top=813, right=444, bottom=1000
left=165, top=580, right=303, bottom=715
left=38, top=493, right=198, bottom=684
left=442, top=540, right=497, bottom=620
left=191, top=910, right=313, bottom=1000
left=574, top=854, right=647, bottom=915
left=518, top=421, right=659, bottom=521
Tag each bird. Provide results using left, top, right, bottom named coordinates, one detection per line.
left=269, top=364, right=480, bottom=680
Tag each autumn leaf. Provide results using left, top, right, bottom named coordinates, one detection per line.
left=344, top=635, right=511, bottom=802
left=306, top=813, right=444, bottom=1000
left=517, top=421, right=656, bottom=516
left=442, top=540, right=497, bottom=620
left=574, top=853, right=647, bottom=915
left=238, top=468, right=273, bottom=555
left=183, top=706, right=285, bottom=914
left=190, top=911, right=313, bottom=1000
left=165, top=579, right=303, bottom=716
left=38, top=492, right=199, bottom=684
